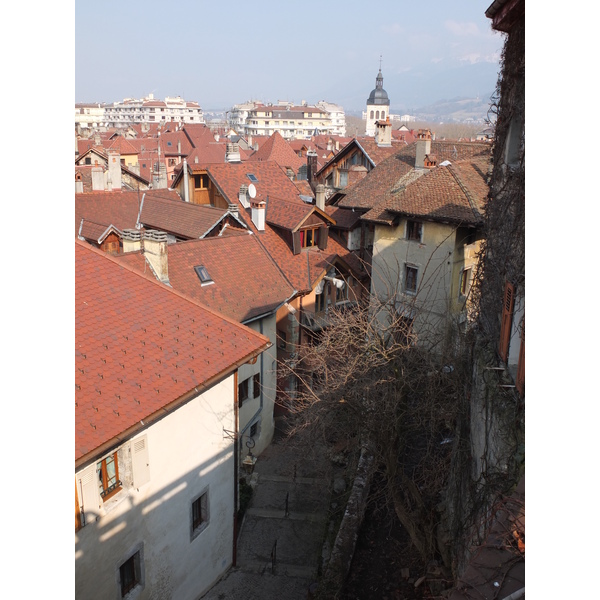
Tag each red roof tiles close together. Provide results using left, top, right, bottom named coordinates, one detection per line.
left=75, top=240, right=269, bottom=462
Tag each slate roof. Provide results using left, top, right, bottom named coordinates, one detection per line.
left=121, top=235, right=295, bottom=323
left=139, top=194, right=246, bottom=239
left=75, top=240, right=269, bottom=462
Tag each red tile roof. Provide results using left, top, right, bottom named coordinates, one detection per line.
left=75, top=240, right=269, bottom=462
left=75, top=189, right=181, bottom=235
left=248, top=131, right=305, bottom=173
left=361, top=153, right=491, bottom=226
left=107, top=136, right=140, bottom=155
left=139, top=195, right=245, bottom=239
left=339, top=140, right=491, bottom=212
left=122, top=235, right=295, bottom=323
left=205, top=161, right=366, bottom=293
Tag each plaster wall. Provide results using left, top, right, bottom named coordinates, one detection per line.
left=371, top=219, right=458, bottom=340
left=237, top=315, right=278, bottom=456
left=75, top=376, right=236, bottom=600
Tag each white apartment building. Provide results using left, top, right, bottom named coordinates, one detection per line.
left=80, top=94, right=205, bottom=129
left=229, top=100, right=346, bottom=139
left=75, top=103, right=107, bottom=129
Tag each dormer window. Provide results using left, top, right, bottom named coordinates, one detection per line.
left=194, top=265, right=213, bottom=286
left=301, top=227, right=319, bottom=248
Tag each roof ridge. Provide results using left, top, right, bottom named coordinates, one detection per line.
left=446, top=164, right=482, bottom=221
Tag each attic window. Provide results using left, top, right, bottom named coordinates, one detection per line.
left=167, top=141, right=172, bottom=146
left=194, top=265, right=214, bottom=286
left=246, top=174, right=258, bottom=183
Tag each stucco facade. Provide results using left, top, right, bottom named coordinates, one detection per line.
left=75, top=377, right=236, bottom=600
left=371, top=218, right=480, bottom=345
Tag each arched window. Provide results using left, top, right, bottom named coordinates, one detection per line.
left=381, top=111, right=385, bottom=119
left=370, top=111, right=374, bottom=119
left=376, top=111, right=380, bottom=119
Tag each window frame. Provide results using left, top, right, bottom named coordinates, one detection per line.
left=97, top=452, right=121, bottom=502
left=406, top=220, right=423, bottom=242
left=238, top=378, right=249, bottom=407
left=404, top=264, right=418, bottom=295
left=459, top=267, right=472, bottom=298
left=190, top=489, right=210, bottom=541
left=118, top=546, right=144, bottom=598
left=253, top=373, right=261, bottom=398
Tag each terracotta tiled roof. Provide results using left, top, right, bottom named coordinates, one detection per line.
left=266, top=198, right=314, bottom=231
left=186, top=145, right=226, bottom=166
left=325, top=206, right=361, bottom=230
left=361, top=154, right=491, bottom=226
left=79, top=220, right=121, bottom=244
left=107, top=136, right=140, bottom=155
left=204, top=161, right=365, bottom=293
left=139, top=194, right=245, bottom=239
left=75, top=189, right=181, bottom=236
left=339, top=141, right=491, bottom=212
left=75, top=240, right=269, bottom=462
left=248, top=131, right=305, bottom=173
left=294, top=180, right=314, bottom=199
left=124, top=235, right=296, bottom=323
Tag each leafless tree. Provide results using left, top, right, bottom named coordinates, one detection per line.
left=278, top=274, right=472, bottom=567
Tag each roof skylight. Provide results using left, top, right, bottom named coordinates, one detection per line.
left=246, top=173, right=258, bottom=183
left=194, top=265, right=214, bottom=286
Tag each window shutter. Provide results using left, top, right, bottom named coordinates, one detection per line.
left=132, top=435, right=150, bottom=488
left=292, top=231, right=301, bottom=255
left=499, top=281, right=515, bottom=362
left=516, top=318, right=525, bottom=397
left=78, top=464, right=100, bottom=526
left=317, top=226, right=329, bottom=250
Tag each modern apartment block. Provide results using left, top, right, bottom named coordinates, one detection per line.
left=228, top=100, right=346, bottom=139
left=76, top=94, right=205, bottom=129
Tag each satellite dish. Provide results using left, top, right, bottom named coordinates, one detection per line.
left=248, top=183, right=257, bottom=199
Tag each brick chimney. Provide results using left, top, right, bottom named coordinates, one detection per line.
left=143, top=230, right=169, bottom=283
left=122, top=229, right=142, bottom=253
left=415, top=129, right=432, bottom=168
left=315, top=184, right=326, bottom=211
left=251, top=199, right=266, bottom=232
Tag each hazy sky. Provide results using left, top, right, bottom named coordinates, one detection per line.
left=75, top=0, right=504, bottom=112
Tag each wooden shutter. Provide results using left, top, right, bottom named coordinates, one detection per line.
left=317, top=226, right=329, bottom=250
left=292, top=230, right=301, bottom=255
left=78, top=464, right=100, bottom=526
left=516, top=318, right=525, bottom=397
left=132, top=435, right=150, bottom=488
left=499, top=281, right=515, bottom=362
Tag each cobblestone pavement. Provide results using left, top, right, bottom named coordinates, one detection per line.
left=200, top=420, right=333, bottom=600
